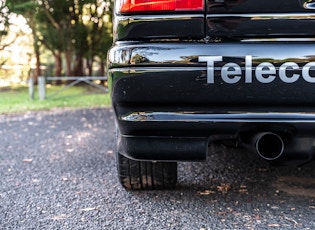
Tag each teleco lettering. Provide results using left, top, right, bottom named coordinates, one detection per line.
left=198, top=56, right=315, bottom=84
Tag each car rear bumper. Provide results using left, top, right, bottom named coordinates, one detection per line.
left=108, top=42, right=315, bottom=161
left=117, top=111, right=315, bottom=161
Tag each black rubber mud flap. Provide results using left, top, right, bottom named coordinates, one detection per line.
left=117, top=152, right=178, bottom=190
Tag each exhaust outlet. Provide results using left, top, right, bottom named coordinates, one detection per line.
left=255, top=132, right=285, bottom=161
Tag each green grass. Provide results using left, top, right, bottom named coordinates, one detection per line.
left=0, top=85, right=111, bottom=114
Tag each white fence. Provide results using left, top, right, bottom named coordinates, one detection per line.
left=29, top=76, right=108, bottom=100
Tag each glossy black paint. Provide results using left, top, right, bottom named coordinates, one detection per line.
left=109, top=42, right=315, bottom=107
left=108, top=1, right=315, bottom=162
left=108, top=42, right=315, bottom=161
left=207, top=0, right=308, bottom=13
left=114, top=0, right=315, bottom=41
left=108, top=42, right=315, bottom=67
left=118, top=135, right=208, bottom=161
left=206, top=14, right=315, bottom=39
left=205, top=0, right=315, bottom=39
left=114, top=15, right=204, bottom=41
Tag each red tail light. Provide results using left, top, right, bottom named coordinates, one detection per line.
left=119, top=0, right=204, bottom=13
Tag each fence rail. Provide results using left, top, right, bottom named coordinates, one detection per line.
left=29, top=76, right=108, bottom=100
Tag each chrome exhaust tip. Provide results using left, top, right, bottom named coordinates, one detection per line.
left=255, top=132, right=285, bottom=161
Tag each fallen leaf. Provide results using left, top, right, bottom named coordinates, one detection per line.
left=106, top=150, right=114, bottom=156
left=50, top=214, right=67, bottom=220
left=80, top=207, right=97, bottom=212
left=23, top=159, right=33, bottom=163
left=268, top=224, right=280, bottom=227
left=217, top=184, right=231, bottom=193
left=284, top=216, right=298, bottom=226
left=199, top=190, right=216, bottom=195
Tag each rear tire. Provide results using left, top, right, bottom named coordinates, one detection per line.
left=115, top=126, right=177, bottom=190
left=117, top=152, right=177, bottom=190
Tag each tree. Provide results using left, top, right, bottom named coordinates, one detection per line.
left=37, top=0, right=113, bottom=77
left=36, top=0, right=74, bottom=77
left=6, top=0, right=41, bottom=83
left=0, top=0, right=12, bottom=53
left=4, top=0, right=114, bottom=81
left=84, top=0, right=113, bottom=76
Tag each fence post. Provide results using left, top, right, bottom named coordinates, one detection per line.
left=38, top=76, right=46, bottom=100
left=28, top=75, right=34, bottom=100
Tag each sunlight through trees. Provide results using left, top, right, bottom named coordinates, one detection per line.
left=0, top=0, right=113, bottom=86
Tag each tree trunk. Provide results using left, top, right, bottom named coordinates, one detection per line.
left=55, top=51, right=62, bottom=85
left=100, top=59, right=105, bottom=76
left=100, top=59, right=106, bottom=85
left=87, top=58, right=93, bottom=76
left=30, top=18, right=41, bottom=85
left=34, top=48, right=41, bottom=85
left=73, top=55, right=84, bottom=76
left=65, top=50, right=72, bottom=76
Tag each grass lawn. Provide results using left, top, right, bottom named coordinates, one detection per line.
left=0, top=85, right=111, bottom=114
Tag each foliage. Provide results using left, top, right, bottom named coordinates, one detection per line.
left=0, top=0, right=11, bottom=52
left=1, top=0, right=114, bottom=83
left=35, top=0, right=113, bottom=76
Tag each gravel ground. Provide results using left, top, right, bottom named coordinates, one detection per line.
left=0, top=108, right=314, bottom=229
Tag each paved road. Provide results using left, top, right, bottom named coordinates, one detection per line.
left=0, top=108, right=314, bottom=229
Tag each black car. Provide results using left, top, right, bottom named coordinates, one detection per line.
left=107, top=0, right=315, bottom=190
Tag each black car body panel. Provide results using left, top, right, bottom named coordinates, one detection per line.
left=115, top=15, right=205, bottom=40
left=108, top=0, right=315, bottom=164
left=109, top=42, right=315, bottom=108
left=207, top=0, right=315, bottom=39
left=206, top=14, right=315, bottom=39
left=207, top=0, right=308, bottom=13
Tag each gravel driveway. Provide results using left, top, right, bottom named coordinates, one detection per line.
left=0, top=108, right=314, bottom=229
